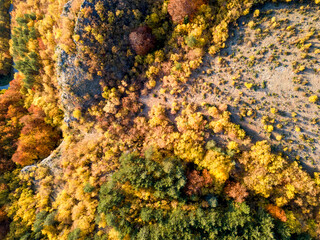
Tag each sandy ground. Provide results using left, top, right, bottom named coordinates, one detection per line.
left=141, top=2, right=320, bottom=171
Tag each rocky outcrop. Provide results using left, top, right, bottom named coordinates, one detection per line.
left=57, top=0, right=102, bottom=123
left=22, top=0, right=154, bottom=175
left=57, top=46, right=102, bottom=123
left=57, top=0, right=151, bottom=123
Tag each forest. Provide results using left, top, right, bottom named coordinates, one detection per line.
left=0, top=0, right=12, bottom=85
left=0, top=0, right=320, bottom=239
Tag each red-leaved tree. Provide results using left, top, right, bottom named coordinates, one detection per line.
left=184, top=169, right=213, bottom=196
left=129, top=26, right=156, bottom=55
left=168, top=0, right=208, bottom=23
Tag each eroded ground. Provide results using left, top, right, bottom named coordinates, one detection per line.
left=141, top=2, right=320, bottom=170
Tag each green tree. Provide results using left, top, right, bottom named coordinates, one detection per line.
left=97, top=151, right=306, bottom=239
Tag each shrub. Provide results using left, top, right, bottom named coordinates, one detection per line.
left=308, top=95, right=318, bottom=103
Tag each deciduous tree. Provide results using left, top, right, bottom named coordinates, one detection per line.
left=129, top=26, right=156, bottom=55
left=168, top=0, right=208, bottom=23
left=12, top=105, right=60, bottom=166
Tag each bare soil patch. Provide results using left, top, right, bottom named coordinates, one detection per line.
left=141, top=1, right=320, bottom=170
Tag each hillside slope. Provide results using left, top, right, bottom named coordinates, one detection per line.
left=0, top=0, right=320, bottom=239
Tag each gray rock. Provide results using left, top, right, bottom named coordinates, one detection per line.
left=56, top=0, right=150, bottom=123
left=21, top=165, right=36, bottom=174
left=57, top=46, right=102, bottom=122
left=62, top=0, right=73, bottom=16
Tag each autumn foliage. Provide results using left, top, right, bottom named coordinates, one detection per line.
left=0, top=0, right=12, bottom=77
left=2, top=0, right=320, bottom=239
left=184, top=169, right=213, bottom=196
left=224, top=181, right=249, bottom=203
left=266, top=204, right=287, bottom=222
left=0, top=74, right=27, bottom=172
left=0, top=72, right=61, bottom=170
left=168, top=0, right=208, bottom=23
left=12, top=105, right=61, bottom=166
left=129, top=26, right=156, bottom=55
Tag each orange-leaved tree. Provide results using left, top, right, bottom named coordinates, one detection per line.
left=168, top=0, right=208, bottom=23
left=12, top=105, right=61, bottom=166
left=0, top=74, right=27, bottom=172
